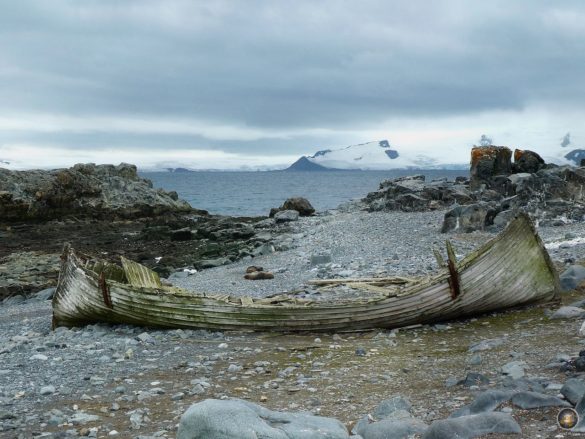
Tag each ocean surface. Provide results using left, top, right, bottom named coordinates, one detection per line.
left=142, top=170, right=466, bottom=217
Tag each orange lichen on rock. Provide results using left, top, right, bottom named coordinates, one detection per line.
left=514, top=149, right=524, bottom=162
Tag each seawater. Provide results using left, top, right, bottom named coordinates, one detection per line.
left=142, top=170, right=465, bottom=217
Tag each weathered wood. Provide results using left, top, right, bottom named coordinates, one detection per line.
left=52, top=213, right=560, bottom=332
left=446, top=240, right=461, bottom=300
left=308, top=276, right=414, bottom=286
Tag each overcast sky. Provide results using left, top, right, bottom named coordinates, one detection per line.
left=1, top=0, right=585, bottom=169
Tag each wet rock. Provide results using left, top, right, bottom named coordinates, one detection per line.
left=422, top=412, right=521, bottom=439
left=176, top=398, right=349, bottom=439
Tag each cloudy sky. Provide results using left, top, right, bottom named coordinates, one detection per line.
left=1, top=0, right=584, bottom=170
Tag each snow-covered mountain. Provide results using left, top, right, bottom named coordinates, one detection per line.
left=287, top=140, right=467, bottom=171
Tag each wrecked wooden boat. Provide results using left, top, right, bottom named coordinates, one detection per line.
left=52, top=213, right=560, bottom=332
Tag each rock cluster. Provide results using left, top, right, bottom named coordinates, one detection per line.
left=269, top=197, right=315, bottom=218
left=363, top=146, right=585, bottom=232
left=0, top=163, right=193, bottom=221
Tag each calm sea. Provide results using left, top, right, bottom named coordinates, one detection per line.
left=142, top=170, right=466, bottom=217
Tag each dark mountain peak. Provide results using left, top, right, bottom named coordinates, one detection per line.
left=285, top=156, right=333, bottom=172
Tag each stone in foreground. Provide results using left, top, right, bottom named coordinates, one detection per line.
left=561, top=378, right=585, bottom=405
left=176, top=399, right=349, bottom=439
left=560, top=265, right=585, bottom=291
left=356, top=418, right=427, bottom=439
left=422, top=412, right=521, bottom=439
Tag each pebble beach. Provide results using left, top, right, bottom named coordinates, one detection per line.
left=3, top=202, right=585, bottom=438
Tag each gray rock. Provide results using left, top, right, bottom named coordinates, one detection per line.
left=252, top=243, right=276, bottom=257
left=274, top=210, right=300, bottom=223
left=170, top=228, right=193, bottom=241
left=468, top=338, right=506, bottom=352
left=450, top=390, right=514, bottom=418
left=0, top=163, right=192, bottom=221
left=69, top=412, right=100, bottom=425
left=282, top=197, right=315, bottom=216
left=311, top=254, right=332, bottom=266
left=422, top=412, right=521, bottom=439
left=29, top=287, right=56, bottom=302
left=0, top=410, right=16, bottom=420
left=40, top=385, right=56, bottom=396
left=501, top=361, right=526, bottom=379
left=492, top=209, right=516, bottom=228
left=561, top=378, right=585, bottom=405
left=196, top=257, right=231, bottom=270
left=445, top=377, right=459, bottom=388
left=572, top=394, right=585, bottom=431
left=2, top=295, right=25, bottom=305
left=550, top=306, right=585, bottom=319
left=357, top=418, right=428, bottom=439
left=458, top=372, right=490, bottom=387
left=372, top=396, right=412, bottom=420
left=176, top=398, right=349, bottom=439
left=441, top=203, right=489, bottom=233
left=560, top=265, right=585, bottom=291
left=467, top=354, right=482, bottom=366
left=136, top=332, right=155, bottom=344
left=510, top=391, right=570, bottom=409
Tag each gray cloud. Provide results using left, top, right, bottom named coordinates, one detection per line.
left=1, top=0, right=585, bottom=157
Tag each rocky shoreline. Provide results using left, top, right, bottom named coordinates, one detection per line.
left=4, top=156, right=585, bottom=438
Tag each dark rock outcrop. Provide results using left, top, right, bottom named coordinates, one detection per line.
left=364, top=175, right=472, bottom=212
left=0, top=163, right=193, bottom=222
left=469, top=146, right=512, bottom=190
left=362, top=145, right=585, bottom=232
left=513, top=149, right=545, bottom=174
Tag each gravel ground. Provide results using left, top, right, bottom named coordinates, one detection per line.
left=171, top=209, right=585, bottom=299
left=4, top=208, right=585, bottom=438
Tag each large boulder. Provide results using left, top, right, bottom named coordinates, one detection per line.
left=513, top=149, right=545, bottom=174
left=422, top=412, right=521, bottom=439
left=469, top=146, right=512, bottom=191
left=269, top=197, right=315, bottom=217
left=0, top=163, right=193, bottom=221
left=441, top=203, right=490, bottom=233
left=282, top=197, right=315, bottom=216
left=176, top=399, right=349, bottom=439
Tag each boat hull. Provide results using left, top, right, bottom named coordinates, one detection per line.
left=52, top=213, right=560, bottom=332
